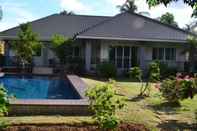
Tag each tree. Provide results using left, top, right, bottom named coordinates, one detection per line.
left=60, top=10, right=75, bottom=15
left=51, top=34, right=73, bottom=65
left=183, top=36, right=197, bottom=72
left=146, top=0, right=197, bottom=17
left=12, top=23, right=41, bottom=67
left=118, top=0, right=137, bottom=13
left=159, top=12, right=178, bottom=27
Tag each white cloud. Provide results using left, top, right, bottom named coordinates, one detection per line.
left=106, top=0, right=194, bottom=27
left=0, top=2, right=38, bottom=31
left=59, top=0, right=92, bottom=14
left=106, top=0, right=126, bottom=6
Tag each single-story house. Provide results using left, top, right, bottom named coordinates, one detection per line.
left=0, top=12, right=193, bottom=73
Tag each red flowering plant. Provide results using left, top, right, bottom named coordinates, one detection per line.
left=159, top=73, right=197, bottom=103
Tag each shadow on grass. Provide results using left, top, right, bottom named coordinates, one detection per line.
left=157, top=120, right=197, bottom=131
left=127, top=95, right=146, bottom=102
left=147, top=102, right=181, bottom=114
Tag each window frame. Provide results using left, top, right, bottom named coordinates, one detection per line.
left=152, top=47, right=176, bottom=61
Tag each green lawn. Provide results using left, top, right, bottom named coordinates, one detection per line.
left=82, top=77, right=197, bottom=130
left=1, top=77, right=197, bottom=130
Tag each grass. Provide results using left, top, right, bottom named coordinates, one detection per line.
left=82, top=77, right=197, bottom=130
left=1, top=76, right=197, bottom=130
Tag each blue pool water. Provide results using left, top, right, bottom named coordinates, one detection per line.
left=0, top=75, right=80, bottom=99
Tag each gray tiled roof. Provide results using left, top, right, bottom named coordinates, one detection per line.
left=0, top=12, right=192, bottom=42
left=0, top=14, right=110, bottom=40
left=77, top=12, right=191, bottom=42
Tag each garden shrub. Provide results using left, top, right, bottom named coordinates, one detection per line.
left=67, top=57, right=85, bottom=74
left=159, top=62, right=177, bottom=79
left=86, top=83, right=125, bottom=130
left=159, top=74, right=197, bottom=103
left=0, top=84, right=9, bottom=130
left=148, top=61, right=160, bottom=82
left=129, top=67, right=142, bottom=81
left=0, top=84, right=9, bottom=116
left=97, top=62, right=117, bottom=78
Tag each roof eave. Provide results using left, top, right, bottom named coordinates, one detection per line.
left=76, top=35, right=187, bottom=43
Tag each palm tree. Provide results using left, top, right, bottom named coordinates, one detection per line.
left=118, top=0, right=137, bottom=13
left=60, top=10, right=75, bottom=15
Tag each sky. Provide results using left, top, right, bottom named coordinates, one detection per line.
left=0, top=0, right=195, bottom=31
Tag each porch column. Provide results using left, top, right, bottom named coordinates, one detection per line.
left=139, top=47, right=146, bottom=70
left=85, top=41, right=91, bottom=72
left=100, top=43, right=109, bottom=62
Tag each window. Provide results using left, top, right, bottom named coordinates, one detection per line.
left=165, top=48, right=176, bottom=60
left=152, top=48, right=164, bottom=60
left=109, top=46, right=138, bottom=69
left=109, top=47, right=115, bottom=64
left=117, top=46, right=123, bottom=68
left=152, top=48, right=176, bottom=61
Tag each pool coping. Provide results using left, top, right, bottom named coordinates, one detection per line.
left=8, top=74, right=90, bottom=115
left=9, top=75, right=89, bottom=106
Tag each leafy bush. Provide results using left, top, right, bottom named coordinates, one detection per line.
left=148, top=61, right=160, bottom=82
left=159, top=74, right=197, bottom=103
left=129, top=67, right=142, bottom=81
left=86, top=83, right=125, bottom=130
left=0, top=84, right=9, bottom=116
left=159, top=62, right=177, bottom=78
left=97, top=62, right=117, bottom=78
left=51, top=34, right=73, bottom=64
left=67, top=57, right=85, bottom=74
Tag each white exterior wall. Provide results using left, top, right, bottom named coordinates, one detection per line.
left=85, top=41, right=91, bottom=72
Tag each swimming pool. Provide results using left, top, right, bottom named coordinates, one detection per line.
left=0, top=74, right=80, bottom=99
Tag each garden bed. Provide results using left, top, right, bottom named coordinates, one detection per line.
left=3, top=123, right=148, bottom=131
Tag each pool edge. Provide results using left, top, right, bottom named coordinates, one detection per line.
left=8, top=75, right=90, bottom=116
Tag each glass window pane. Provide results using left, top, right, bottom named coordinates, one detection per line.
left=124, top=47, right=130, bottom=68
left=152, top=48, right=164, bottom=60
left=109, top=47, right=115, bottom=64
left=152, top=48, right=157, bottom=60
left=131, top=47, right=138, bottom=67
left=165, top=48, right=176, bottom=60
left=117, top=46, right=122, bottom=68
left=158, top=48, right=164, bottom=60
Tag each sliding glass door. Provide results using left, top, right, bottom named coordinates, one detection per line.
left=109, top=46, right=138, bottom=70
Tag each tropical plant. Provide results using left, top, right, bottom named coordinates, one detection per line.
left=51, top=34, right=73, bottom=65
left=146, top=0, right=197, bottom=18
left=12, top=23, right=41, bottom=67
left=148, top=61, right=160, bottom=82
left=118, top=0, right=137, bottom=13
left=0, top=84, right=9, bottom=116
left=159, top=73, right=197, bottom=104
left=159, top=12, right=178, bottom=27
left=140, top=61, right=160, bottom=96
left=97, top=62, right=117, bottom=78
left=182, top=36, right=197, bottom=72
left=129, top=67, right=142, bottom=81
left=159, top=62, right=177, bottom=78
left=60, top=10, right=75, bottom=15
left=129, top=67, right=146, bottom=96
left=86, top=83, right=125, bottom=130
